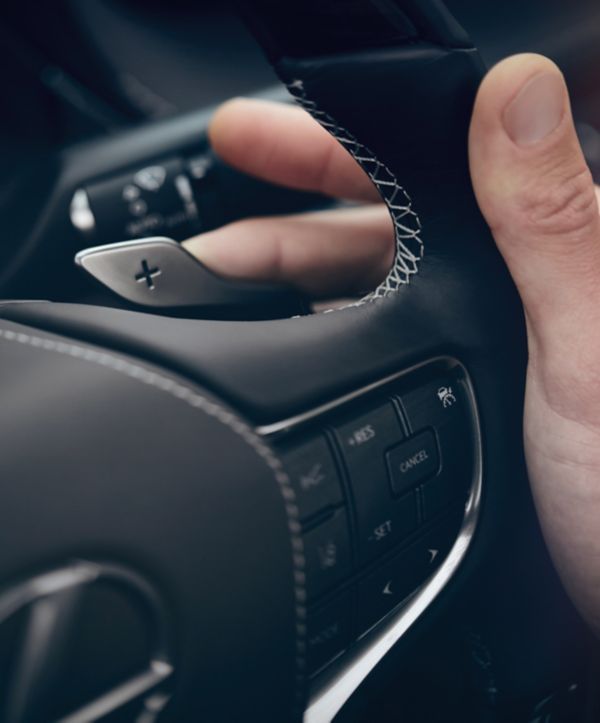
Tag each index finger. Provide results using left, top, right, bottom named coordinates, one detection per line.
left=209, top=98, right=381, bottom=203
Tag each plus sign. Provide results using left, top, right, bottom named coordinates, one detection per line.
left=135, top=259, right=161, bottom=289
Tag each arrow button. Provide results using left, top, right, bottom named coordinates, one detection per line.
left=357, top=508, right=463, bottom=636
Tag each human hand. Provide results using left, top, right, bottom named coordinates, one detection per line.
left=184, top=54, right=600, bottom=633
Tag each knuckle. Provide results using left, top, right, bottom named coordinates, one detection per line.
left=518, top=165, right=599, bottom=238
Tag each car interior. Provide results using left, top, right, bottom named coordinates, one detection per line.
left=0, top=1, right=599, bottom=722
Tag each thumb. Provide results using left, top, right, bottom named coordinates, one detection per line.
left=469, top=54, right=600, bottom=384
left=470, top=55, right=600, bottom=631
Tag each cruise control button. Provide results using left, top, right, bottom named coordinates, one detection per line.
left=333, top=403, right=417, bottom=564
left=282, top=437, right=344, bottom=522
left=304, top=509, right=352, bottom=599
left=335, top=402, right=404, bottom=458
left=308, top=593, right=354, bottom=675
left=398, top=376, right=473, bottom=520
left=386, top=430, right=439, bottom=497
left=358, top=510, right=462, bottom=635
left=362, top=493, right=417, bottom=551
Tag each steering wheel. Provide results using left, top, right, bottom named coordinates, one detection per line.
left=0, top=2, right=588, bottom=722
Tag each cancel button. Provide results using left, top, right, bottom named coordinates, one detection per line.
left=386, top=430, right=439, bottom=497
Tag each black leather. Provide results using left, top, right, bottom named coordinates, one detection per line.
left=0, top=319, right=301, bottom=723
left=0, top=245, right=522, bottom=425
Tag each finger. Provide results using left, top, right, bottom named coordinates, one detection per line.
left=182, top=205, right=393, bottom=298
left=209, top=98, right=381, bottom=203
left=469, top=53, right=600, bottom=380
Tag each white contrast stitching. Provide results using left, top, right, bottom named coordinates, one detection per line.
left=0, top=326, right=307, bottom=710
left=288, top=79, right=424, bottom=307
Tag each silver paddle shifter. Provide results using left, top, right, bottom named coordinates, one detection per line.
left=75, top=237, right=306, bottom=318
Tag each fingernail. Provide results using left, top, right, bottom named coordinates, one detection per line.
left=503, top=72, right=565, bottom=146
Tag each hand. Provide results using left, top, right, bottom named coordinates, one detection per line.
left=184, top=54, right=600, bottom=633
left=183, top=95, right=395, bottom=298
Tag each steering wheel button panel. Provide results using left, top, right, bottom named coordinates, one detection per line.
left=303, top=509, right=352, bottom=600
left=281, top=436, right=344, bottom=523
left=307, top=592, right=354, bottom=676
left=357, top=508, right=463, bottom=636
left=386, top=429, right=440, bottom=497
left=264, top=360, right=480, bottom=705
left=421, top=466, right=466, bottom=520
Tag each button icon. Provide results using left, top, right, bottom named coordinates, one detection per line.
left=369, top=519, right=393, bottom=543
left=387, top=430, right=439, bottom=497
left=399, top=447, right=430, bottom=474
left=134, top=165, right=167, bottom=192
left=135, top=259, right=162, bottom=290
left=317, top=541, right=338, bottom=570
left=299, top=463, right=326, bottom=491
left=309, top=621, right=340, bottom=647
left=122, top=184, right=141, bottom=202
left=347, top=424, right=376, bottom=447
left=437, top=386, right=457, bottom=408
left=129, top=198, right=148, bottom=217
left=382, top=580, right=393, bottom=595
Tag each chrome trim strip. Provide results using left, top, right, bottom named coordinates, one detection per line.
left=74, top=236, right=178, bottom=266
left=58, top=659, right=173, bottom=723
left=257, top=358, right=482, bottom=723
left=0, top=561, right=174, bottom=723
